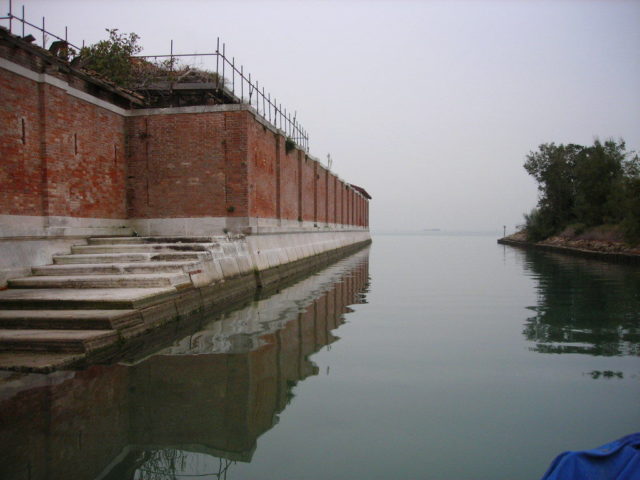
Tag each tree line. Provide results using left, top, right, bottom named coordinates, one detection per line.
left=523, top=139, right=640, bottom=243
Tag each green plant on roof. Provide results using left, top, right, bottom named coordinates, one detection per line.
left=79, top=29, right=142, bottom=87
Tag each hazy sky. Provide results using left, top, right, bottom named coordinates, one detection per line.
left=10, top=0, right=640, bottom=233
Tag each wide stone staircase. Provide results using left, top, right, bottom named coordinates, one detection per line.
left=0, top=236, right=224, bottom=370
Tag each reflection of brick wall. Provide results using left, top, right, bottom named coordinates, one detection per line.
left=0, top=38, right=369, bottom=228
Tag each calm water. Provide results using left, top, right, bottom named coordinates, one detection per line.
left=1, top=233, right=639, bottom=480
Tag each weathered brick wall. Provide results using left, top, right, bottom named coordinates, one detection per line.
left=300, top=155, right=316, bottom=222
left=335, top=180, right=344, bottom=226
left=279, top=141, right=300, bottom=221
left=0, top=36, right=369, bottom=230
left=316, top=165, right=328, bottom=224
left=247, top=119, right=277, bottom=219
left=327, top=172, right=336, bottom=224
left=127, top=112, right=230, bottom=219
left=43, top=85, right=127, bottom=219
left=0, top=67, right=127, bottom=219
left=0, top=67, right=44, bottom=216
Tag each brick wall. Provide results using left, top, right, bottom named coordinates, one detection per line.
left=300, top=155, right=316, bottom=222
left=42, top=84, right=127, bottom=219
left=0, top=36, right=369, bottom=231
left=127, top=111, right=230, bottom=219
left=279, top=139, right=299, bottom=221
left=0, top=67, right=127, bottom=220
left=316, top=165, right=327, bottom=224
left=327, top=172, right=336, bottom=225
left=0, top=67, right=44, bottom=216
left=247, top=118, right=277, bottom=219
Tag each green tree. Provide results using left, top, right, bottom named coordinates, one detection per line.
left=573, top=139, right=625, bottom=226
left=79, top=29, right=141, bottom=87
left=523, top=139, right=638, bottom=243
left=523, top=143, right=580, bottom=239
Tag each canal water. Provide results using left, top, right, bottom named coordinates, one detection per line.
left=1, top=233, right=639, bottom=480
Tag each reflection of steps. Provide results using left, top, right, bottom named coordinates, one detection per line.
left=0, top=236, right=221, bottom=365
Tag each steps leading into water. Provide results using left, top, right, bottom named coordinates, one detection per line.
left=0, top=287, right=178, bottom=310
left=0, top=329, right=119, bottom=353
left=70, top=243, right=216, bottom=255
left=8, top=273, right=191, bottom=289
left=0, top=236, right=225, bottom=367
left=0, top=309, right=143, bottom=330
left=33, top=261, right=199, bottom=276
left=53, top=252, right=206, bottom=264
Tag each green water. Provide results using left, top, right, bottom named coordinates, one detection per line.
left=1, top=233, right=638, bottom=480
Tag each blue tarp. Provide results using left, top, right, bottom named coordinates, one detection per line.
left=541, top=433, right=640, bottom=480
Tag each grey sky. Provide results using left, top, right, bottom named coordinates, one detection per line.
left=14, top=0, right=640, bottom=233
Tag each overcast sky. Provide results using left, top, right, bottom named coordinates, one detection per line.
left=11, top=0, right=640, bottom=233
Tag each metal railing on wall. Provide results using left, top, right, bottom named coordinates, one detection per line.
left=134, top=38, right=309, bottom=152
left=0, top=0, right=310, bottom=152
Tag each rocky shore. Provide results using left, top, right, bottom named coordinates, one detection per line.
left=498, top=227, right=640, bottom=265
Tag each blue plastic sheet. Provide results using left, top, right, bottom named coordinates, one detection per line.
left=541, top=433, right=640, bottom=480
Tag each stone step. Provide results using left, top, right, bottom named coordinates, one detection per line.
left=88, top=236, right=220, bottom=245
left=33, top=261, right=199, bottom=276
left=0, top=329, right=118, bottom=353
left=71, top=243, right=215, bottom=254
left=0, top=287, right=177, bottom=310
left=0, top=351, right=83, bottom=372
left=8, top=273, right=191, bottom=289
left=53, top=252, right=205, bottom=264
left=0, top=309, right=142, bottom=330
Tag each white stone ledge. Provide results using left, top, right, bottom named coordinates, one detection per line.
left=0, top=215, right=131, bottom=238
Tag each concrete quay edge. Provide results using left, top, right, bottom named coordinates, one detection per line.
left=0, top=237, right=371, bottom=373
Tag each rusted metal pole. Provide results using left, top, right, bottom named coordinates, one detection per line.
left=215, top=37, right=220, bottom=89
left=254, top=82, right=258, bottom=113
left=222, top=43, right=226, bottom=90
left=170, top=39, right=174, bottom=74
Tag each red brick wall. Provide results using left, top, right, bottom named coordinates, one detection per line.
left=0, top=68, right=127, bottom=219
left=279, top=140, right=300, bottom=221
left=0, top=67, right=44, bottom=216
left=247, top=119, right=277, bottom=219
left=1, top=43, right=369, bottom=228
left=300, top=155, right=316, bottom=222
left=127, top=110, right=247, bottom=219
left=348, top=188, right=354, bottom=226
left=335, top=180, right=344, bottom=226
left=327, top=173, right=336, bottom=224
left=43, top=85, right=127, bottom=219
left=316, top=165, right=328, bottom=224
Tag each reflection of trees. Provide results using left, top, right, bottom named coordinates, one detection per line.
left=133, top=449, right=234, bottom=480
left=522, top=250, right=640, bottom=356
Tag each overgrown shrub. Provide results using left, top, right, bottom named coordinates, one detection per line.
left=78, top=29, right=141, bottom=87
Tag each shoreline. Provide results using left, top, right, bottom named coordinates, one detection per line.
left=497, top=236, right=640, bottom=265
